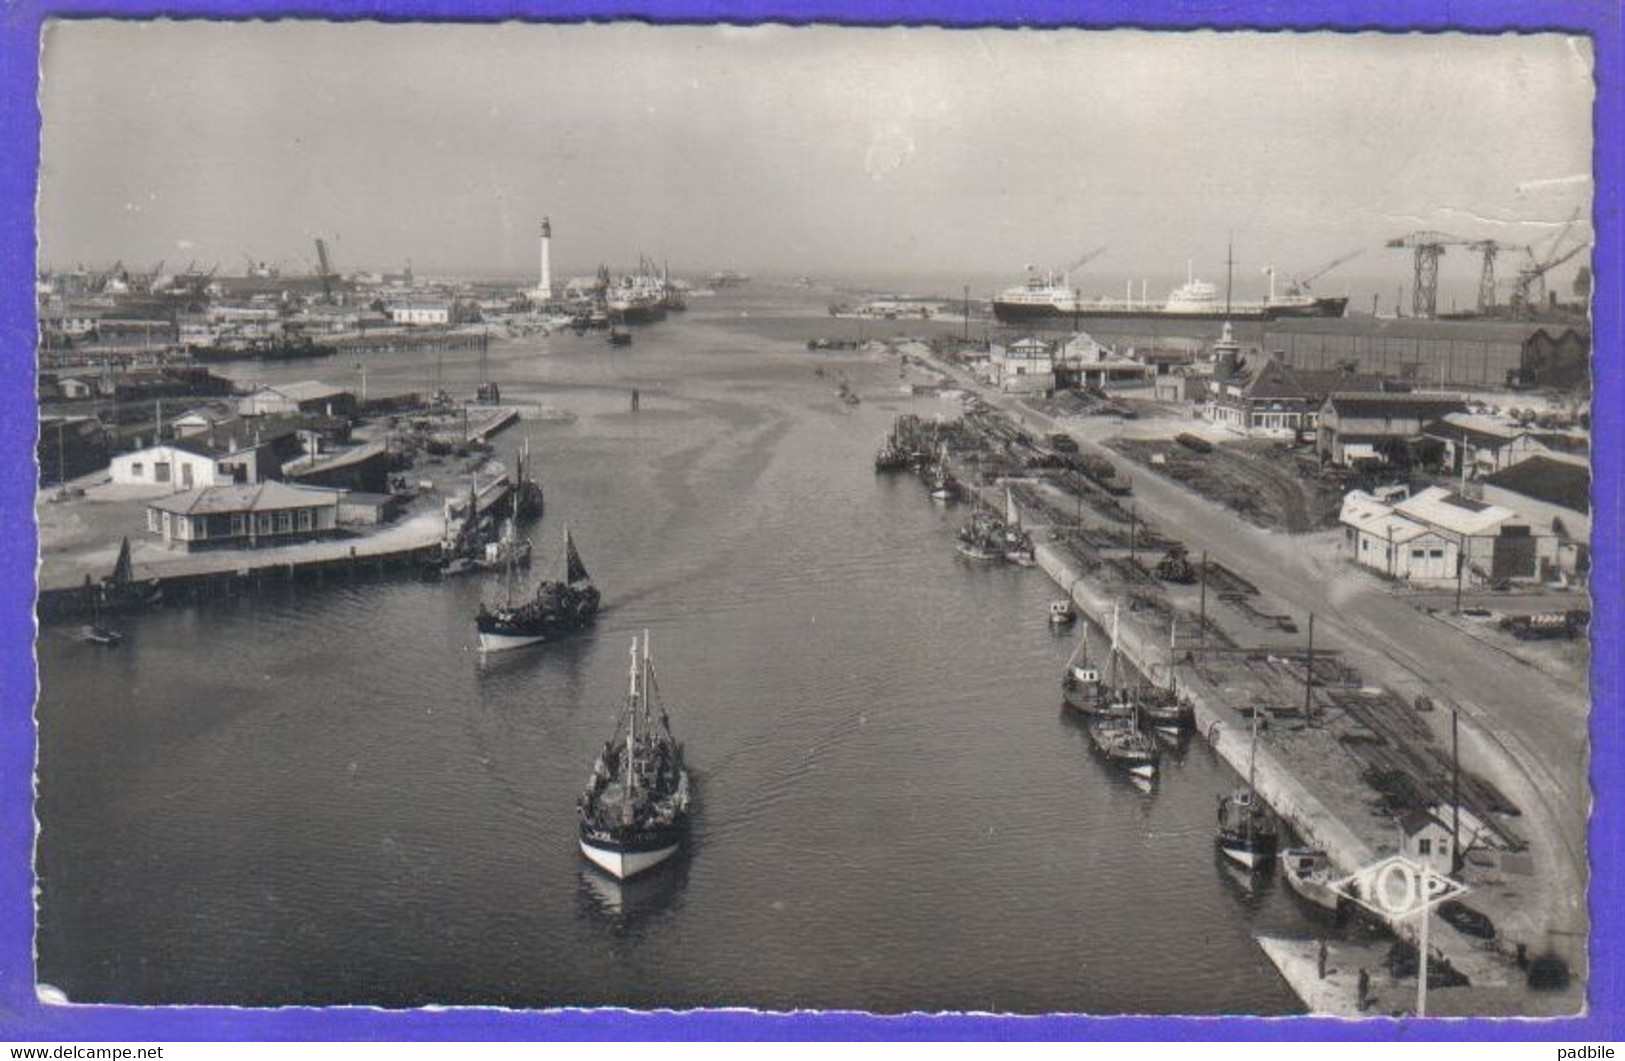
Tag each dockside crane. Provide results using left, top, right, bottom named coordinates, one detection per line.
left=1057, top=246, right=1109, bottom=281
left=1464, top=240, right=1524, bottom=315
left=1511, top=208, right=1588, bottom=318
left=314, top=238, right=337, bottom=303
left=1512, top=240, right=1590, bottom=319
left=1386, top=231, right=1472, bottom=319
left=1283, top=249, right=1364, bottom=297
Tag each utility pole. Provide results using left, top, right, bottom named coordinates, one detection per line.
left=1198, top=550, right=1208, bottom=656
left=1455, top=536, right=1467, bottom=613
left=1302, top=612, right=1316, bottom=721
left=1452, top=708, right=1462, bottom=875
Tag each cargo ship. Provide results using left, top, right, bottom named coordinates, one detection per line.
left=992, top=266, right=1348, bottom=324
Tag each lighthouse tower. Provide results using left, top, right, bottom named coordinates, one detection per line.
left=536, top=217, right=553, bottom=305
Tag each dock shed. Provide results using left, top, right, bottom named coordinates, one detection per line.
left=239, top=381, right=357, bottom=418
left=1422, top=413, right=1547, bottom=477
left=1315, top=392, right=1468, bottom=467
left=1340, top=491, right=1458, bottom=583
left=145, top=481, right=343, bottom=551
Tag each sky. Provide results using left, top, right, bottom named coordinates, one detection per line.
left=37, top=23, right=1595, bottom=293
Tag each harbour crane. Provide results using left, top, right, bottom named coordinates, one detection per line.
left=1283, top=249, right=1364, bottom=297
left=1057, top=246, right=1109, bottom=279
left=314, top=238, right=337, bottom=303
left=1511, top=208, right=1586, bottom=317
left=1464, top=239, right=1524, bottom=315
left=1386, top=231, right=1472, bottom=319
left=1512, top=240, right=1590, bottom=319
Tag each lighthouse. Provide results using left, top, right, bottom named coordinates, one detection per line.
left=537, top=217, right=553, bottom=305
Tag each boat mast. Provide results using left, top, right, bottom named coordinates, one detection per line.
left=1246, top=705, right=1260, bottom=846
left=623, top=635, right=639, bottom=826
left=1224, top=236, right=1235, bottom=320
left=1167, top=616, right=1177, bottom=688
left=1108, top=603, right=1121, bottom=690
left=1065, top=622, right=1090, bottom=672
left=642, top=629, right=653, bottom=737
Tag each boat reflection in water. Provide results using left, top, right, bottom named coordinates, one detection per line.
left=1214, top=845, right=1275, bottom=906
left=578, top=847, right=692, bottom=931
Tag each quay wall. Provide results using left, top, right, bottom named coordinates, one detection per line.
left=39, top=476, right=517, bottom=620
left=1036, top=542, right=1378, bottom=874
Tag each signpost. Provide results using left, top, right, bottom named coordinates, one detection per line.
left=1330, top=855, right=1468, bottom=1017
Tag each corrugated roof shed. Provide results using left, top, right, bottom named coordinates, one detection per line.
left=1484, top=455, right=1591, bottom=514
left=1324, top=392, right=1468, bottom=419
left=1395, top=486, right=1519, bottom=536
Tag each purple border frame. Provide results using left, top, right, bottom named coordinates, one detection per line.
left=0, top=1, right=1617, bottom=1041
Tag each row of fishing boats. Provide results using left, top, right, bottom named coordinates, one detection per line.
left=874, top=431, right=962, bottom=502
left=1059, top=604, right=1310, bottom=888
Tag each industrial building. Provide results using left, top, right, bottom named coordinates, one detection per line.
left=1315, top=392, right=1468, bottom=466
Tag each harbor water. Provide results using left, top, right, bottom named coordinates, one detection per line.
left=35, top=289, right=1320, bottom=1014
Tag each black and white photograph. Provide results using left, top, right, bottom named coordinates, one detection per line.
left=30, top=22, right=1595, bottom=1018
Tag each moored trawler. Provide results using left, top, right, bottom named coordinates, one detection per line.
left=1216, top=707, right=1281, bottom=870
left=579, top=632, right=692, bottom=880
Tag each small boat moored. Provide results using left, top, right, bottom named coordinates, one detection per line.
left=1279, top=847, right=1342, bottom=913
left=1216, top=708, right=1281, bottom=870
left=1049, top=600, right=1077, bottom=626
left=1088, top=710, right=1160, bottom=779
left=956, top=509, right=1006, bottom=561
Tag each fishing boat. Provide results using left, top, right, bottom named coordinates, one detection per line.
left=875, top=426, right=911, bottom=472
left=1279, top=847, right=1342, bottom=913
left=475, top=525, right=601, bottom=652
left=1138, top=617, right=1195, bottom=730
left=1140, top=688, right=1194, bottom=731
left=956, top=509, right=1006, bottom=561
left=1062, top=606, right=1133, bottom=717
left=440, top=478, right=495, bottom=576
left=578, top=632, right=691, bottom=880
left=1048, top=600, right=1077, bottom=626
left=1088, top=709, right=1160, bottom=779
left=1216, top=708, right=1281, bottom=870
left=608, top=327, right=633, bottom=347
left=477, top=514, right=533, bottom=571
left=512, top=439, right=545, bottom=522
left=1002, top=487, right=1036, bottom=566
left=97, top=537, right=162, bottom=612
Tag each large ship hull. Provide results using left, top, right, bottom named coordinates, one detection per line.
left=992, top=296, right=1348, bottom=325
left=608, top=302, right=667, bottom=325
left=579, top=821, right=686, bottom=880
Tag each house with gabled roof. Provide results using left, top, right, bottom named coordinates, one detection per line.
left=1204, top=353, right=1388, bottom=439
